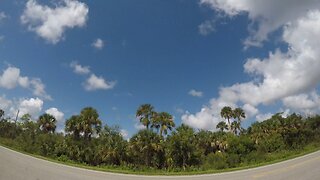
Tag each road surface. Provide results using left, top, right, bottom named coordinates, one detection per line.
left=0, top=145, right=320, bottom=180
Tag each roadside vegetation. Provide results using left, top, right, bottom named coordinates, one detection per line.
left=0, top=105, right=320, bottom=174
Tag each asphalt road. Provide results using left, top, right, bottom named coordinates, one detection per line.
left=1, top=146, right=320, bottom=180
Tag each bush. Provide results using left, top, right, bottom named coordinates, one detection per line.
left=203, top=152, right=228, bottom=170
left=244, top=151, right=267, bottom=164
left=226, top=153, right=240, bottom=168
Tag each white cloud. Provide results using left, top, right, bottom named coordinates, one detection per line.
left=0, top=95, right=12, bottom=113
left=21, top=0, right=88, bottom=44
left=16, top=97, right=43, bottom=118
left=200, top=0, right=320, bottom=47
left=30, top=78, right=51, bottom=100
left=0, top=67, right=26, bottom=89
left=0, top=96, right=47, bottom=120
left=242, top=103, right=258, bottom=118
left=255, top=113, right=273, bottom=122
left=70, top=61, right=90, bottom=75
left=92, top=38, right=104, bottom=49
left=134, top=119, right=146, bottom=130
left=84, top=74, right=115, bottom=91
left=283, top=91, right=320, bottom=115
left=45, top=107, right=64, bottom=122
left=182, top=108, right=217, bottom=130
left=198, top=20, right=216, bottom=36
left=0, top=66, right=51, bottom=100
left=120, top=129, right=129, bottom=139
left=183, top=6, right=320, bottom=130
left=182, top=97, right=236, bottom=130
left=188, top=89, right=203, bottom=97
left=70, top=62, right=116, bottom=91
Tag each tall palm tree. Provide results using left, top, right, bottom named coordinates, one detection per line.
left=233, top=108, right=246, bottom=123
left=231, top=121, right=241, bottom=135
left=38, top=113, right=56, bottom=133
left=220, top=106, right=233, bottom=131
left=65, top=115, right=82, bottom=139
left=233, top=108, right=246, bottom=134
left=80, top=107, right=102, bottom=140
left=216, top=121, right=228, bottom=132
left=156, top=112, right=175, bottom=137
left=151, top=111, right=160, bottom=132
left=136, top=104, right=154, bottom=129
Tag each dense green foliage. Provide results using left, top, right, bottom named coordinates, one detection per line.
left=0, top=105, right=320, bottom=173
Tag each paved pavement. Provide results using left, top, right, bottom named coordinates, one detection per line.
left=0, top=145, right=319, bottom=180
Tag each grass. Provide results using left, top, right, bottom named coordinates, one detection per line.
left=1, top=138, right=320, bottom=176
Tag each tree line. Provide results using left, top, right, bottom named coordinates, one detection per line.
left=0, top=105, right=319, bottom=171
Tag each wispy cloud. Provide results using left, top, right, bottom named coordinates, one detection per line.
left=70, top=62, right=116, bottom=91
left=188, top=89, right=203, bottom=97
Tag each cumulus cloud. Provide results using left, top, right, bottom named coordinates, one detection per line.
left=283, top=91, right=320, bottom=115
left=45, top=107, right=64, bottom=122
left=70, top=61, right=90, bottom=75
left=21, top=0, right=88, bottom=44
left=188, top=89, right=203, bottom=97
left=0, top=96, right=46, bottom=120
left=92, top=38, right=104, bottom=49
left=0, top=67, right=27, bottom=89
left=16, top=97, right=43, bottom=118
left=183, top=3, right=320, bottom=130
left=182, top=97, right=237, bottom=130
left=0, top=66, right=51, bottom=100
left=242, top=103, right=258, bottom=118
left=200, top=0, right=320, bottom=47
left=182, top=108, right=217, bottom=130
left=84, top=74, right=115, bottom=91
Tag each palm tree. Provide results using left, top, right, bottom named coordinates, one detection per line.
left=220, top=106, right=233, bottom=130
left=233, top=108, right=245, bottom=134
left=216, top=121, right=228, bottom=132
left=136, top=104, right=154, bottom=129
left=80, top=107, right=102, bottom=140
left=156, top=112, right=175, bottom=137
left=65, top=115, right=82, bottom=139
left=231, top=121, right=241, bottom=135
left=150, top=111, right=160, bottom=133
left=233, top=108, right=246, bottom=123
left=38, top=113, right=56, bottom=133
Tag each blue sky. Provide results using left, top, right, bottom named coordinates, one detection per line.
left=1, top=0, right=320, bottom=138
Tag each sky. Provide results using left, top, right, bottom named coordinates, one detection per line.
left=1, top=0, right=320, bottom=138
